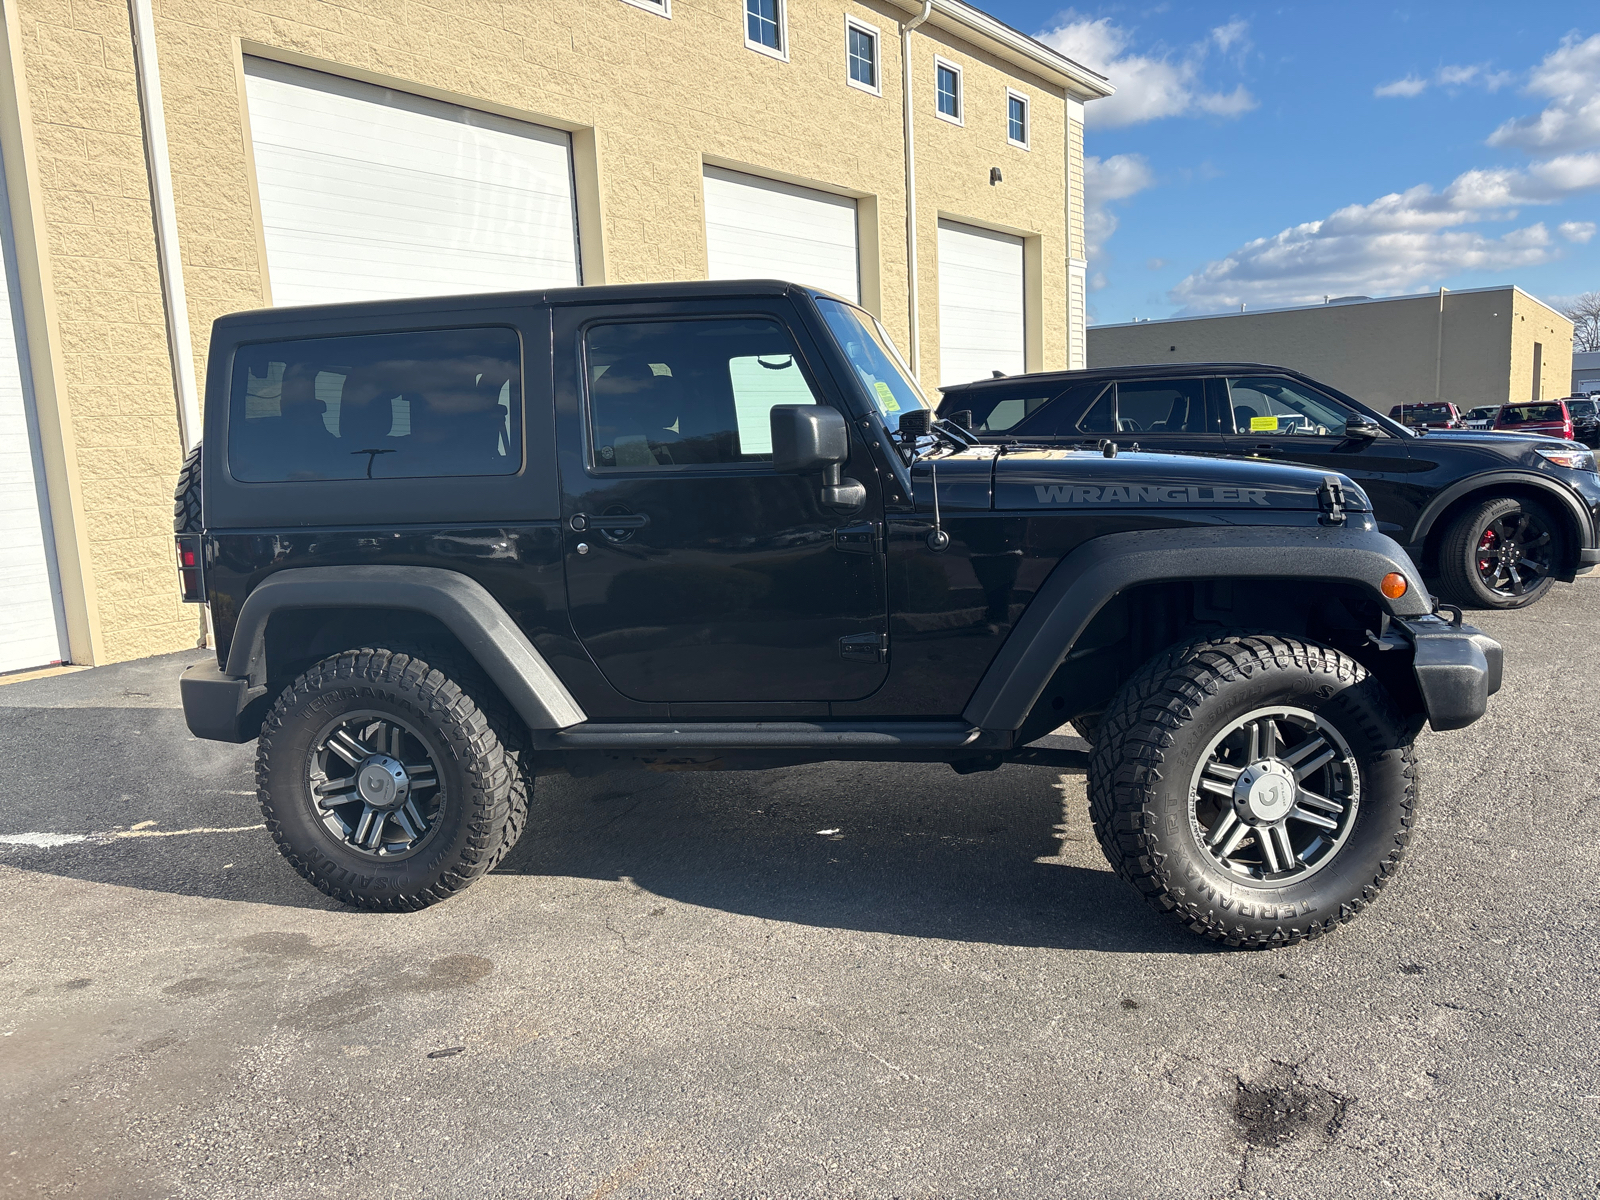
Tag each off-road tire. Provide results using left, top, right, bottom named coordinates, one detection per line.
left=173, top=443, right=202, bottom=534
left=1087, top=633, right=1417, bottom=949
left=1069, top=714, right=1101, bottom=744
left=256, top=648, right=512, bottom=910
left=1436, top=495, right=1560, bottom=610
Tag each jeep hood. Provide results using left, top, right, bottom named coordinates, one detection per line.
left=912, top=447, right=1371, bottom=513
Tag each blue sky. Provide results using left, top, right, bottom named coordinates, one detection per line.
left=986, top=2, right=1600, bottom=324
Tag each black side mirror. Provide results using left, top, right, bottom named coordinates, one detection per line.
left=1344, top=415, right=1380, bottom=441
left=770, top=405, right=864, bottom=511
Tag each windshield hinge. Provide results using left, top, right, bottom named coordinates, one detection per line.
left=1317, top=476, right=1347, bottom=526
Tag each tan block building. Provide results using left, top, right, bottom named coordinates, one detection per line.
left=1090, top=286, right=1575, bottom=419
left=0, top=0, right=1111, bottom=672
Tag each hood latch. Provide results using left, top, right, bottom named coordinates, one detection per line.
left=1317, top=476, right=1347, bottom=526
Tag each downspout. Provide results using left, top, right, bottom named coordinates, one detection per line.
left=1434, top=286, right=1447, bottom=401
left=128, top=0, right=199, bottom=450
left=901, top=1, right=932, bottom=379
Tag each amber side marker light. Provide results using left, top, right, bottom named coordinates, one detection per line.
left=1381, top=572, right=1409, bottom=600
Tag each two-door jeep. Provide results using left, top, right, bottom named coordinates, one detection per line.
left=175, top=281, right=1501, bottom=948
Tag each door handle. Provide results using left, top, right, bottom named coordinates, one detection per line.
left=571, top=512, right=650, bottom=531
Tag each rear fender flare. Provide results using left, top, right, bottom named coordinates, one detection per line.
left=961, top=526, right=1431, bottom=733
left=225, top=565, right=586, bottom=731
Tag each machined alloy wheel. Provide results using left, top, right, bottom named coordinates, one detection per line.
left=1189, top=707, right=1359, bottom=885
left=309, top=711, right=443, bottom=860
left=1437, top=496, right=1561, bottom=610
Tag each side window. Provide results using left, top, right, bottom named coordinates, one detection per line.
left=962, top=392, right=1057, bottom=433
left=229, top=328, right=521, bottom=482
left=584, top=318, right=823, bottom=468
left=1228, top=377, right=1350, bottom=437
left=1110, top=379, right=1211, bottom=435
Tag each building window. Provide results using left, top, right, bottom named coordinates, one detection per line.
left=935, top=58, right=962, bottom=124
left=846, top=18, right=879, bottom=94
left=618, top=0, right=670, bottom=15
left=745, top=0, right=786, bottom=59
left=1007, top=89, right=1030, bottom=148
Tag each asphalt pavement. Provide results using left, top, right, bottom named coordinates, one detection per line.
left=1, top=584, right=1597, bottom=1199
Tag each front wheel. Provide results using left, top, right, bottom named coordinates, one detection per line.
left=1088, top=634, right=1416, bottom=949
left=1435, top=496, right=1561, bottom=609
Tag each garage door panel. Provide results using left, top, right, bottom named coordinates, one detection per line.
left=938, top=220, right=1025, bottom=388
left=244, top=57, right=580, bottom=308
left=703, top=166, right=860, bottom=302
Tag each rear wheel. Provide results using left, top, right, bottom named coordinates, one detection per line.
left=1088, top=633, right=1416, bottom=949
left=1436, top=496, right=1561, bottom=609
left=256, top=648, right=512, bottom=910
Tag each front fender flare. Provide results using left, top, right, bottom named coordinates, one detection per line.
left=189, top=565, right=586, bottom=741
left=962, top=526, right=1431, bottom=733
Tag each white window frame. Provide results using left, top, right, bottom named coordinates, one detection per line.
left=934, top=56, right=964, bottom=126
left=1006, top=87, right=1030, bottom=150
left=744, top=0, right=789, bottom=62
left=618, top=0, right=670, bottom=16
left=844, top=15, right=881, bottom=96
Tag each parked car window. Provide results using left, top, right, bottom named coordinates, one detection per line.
left=1104, top=379, right=1210, bottom=434
left=1076, top=385, right=1115, bottom=434
left=584, top=318, right=822, bottom=469
left=1569, top=400, right=1597, bottom=419
left=229, top=328, right=521, bottom=483
left=1498, top=403, right=1562, bottom=424
left=1229, top=377, right=1350, bottom=437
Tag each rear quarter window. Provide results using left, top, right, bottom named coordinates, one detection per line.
left=228, top=327, right=521, bottom=482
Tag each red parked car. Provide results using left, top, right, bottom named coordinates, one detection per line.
left=1494, top=400, right=1574, bottom=440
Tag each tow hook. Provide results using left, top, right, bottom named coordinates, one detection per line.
left=1317, top=476, right=1346, bottom=526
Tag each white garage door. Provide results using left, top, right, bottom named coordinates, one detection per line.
left=243, top=58, right=580, bottom=307
left=703, top=167, right=859, bottom=302
left=0, top=165, right=65, bottom=674
left=937, top=219, right=1025, bottom=387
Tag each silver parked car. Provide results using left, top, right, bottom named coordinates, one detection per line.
left=1462, top=405, right=1502, bottom=430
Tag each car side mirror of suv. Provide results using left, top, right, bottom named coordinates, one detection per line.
left=1344, top=415, right=1380, bottom=441
left=770, top=404, right=865, bottom=511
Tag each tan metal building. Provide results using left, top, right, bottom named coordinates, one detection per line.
left=1090, top=285, right=1574, bottom=419
left=0, top=0, right=1111, bottom=673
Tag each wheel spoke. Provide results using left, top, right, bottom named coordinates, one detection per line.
left=402, top=798, right=427, bottom=834
left=1523, top=531, right=1550, bottom=549
left=1208, top=808, right=1240, bottom=848
left=1293, top=746, right=1337, bottom=781
left=327, top=728, right=372, bottom=767
left=1218, top=822, right=1250, bottom=858
left=315, top=778, right=359, bottom=807
left=1282, top=735, right=1329, bottom=768
left=1270, top=824, right=1297, bottom=869
left=389, top=723, right=403, bottom=758
left=1200, top=777, right=1234, bottom=800
left=1288, top=804, right=1339, bottom=831
left=1508, top=567, right=1525, bottom=595
left=1261, top=719, right=1279, bottom=759
left=1203, top=760, right=1244, bottom=781
left=364, top=810, right=388, bottom=851
left=1516, top=558, right=1544, bottom=576
left=1246, top=722, right=1260, bottom=762
left=1296, top=787, right=1344, bottom=814
left=392, top=806, right=419, bottom=841
left=352, top=804, right=378, bottom=845
left=1260, top=826, right=1282, bottom=873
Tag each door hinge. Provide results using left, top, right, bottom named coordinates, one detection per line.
left=839, top=632, right=889, bottom=664
left=833, top=521, right=883, bottom=556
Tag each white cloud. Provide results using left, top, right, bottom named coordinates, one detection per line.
left=1375, top=62, right=1515, bottom=99
left=1037, top=14, right=1256, bottom=128
left=1171, top=32, right=1600, bottom=315
left=1083, top=153, right=1155, bottom=260
left=1488, top=33, right=1600, bottom=154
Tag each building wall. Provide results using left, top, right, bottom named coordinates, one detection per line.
left=2, top=0, right=1104, bottom=664
left=12, top=0, right=193, bottom=664
left=1089, top=287, right=1574, bottom=416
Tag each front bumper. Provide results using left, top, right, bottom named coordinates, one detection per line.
left=180, top=660, right=267, bottom=743
left=1395, top=615, right=1502, bottom=732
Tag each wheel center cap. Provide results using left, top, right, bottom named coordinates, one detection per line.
left=356, top=755, right=410, bottom=810
left=1236, top=761, right=1296, bottom=823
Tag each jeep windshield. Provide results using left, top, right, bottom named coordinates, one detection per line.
left=815, top=297, right=929, bottom=422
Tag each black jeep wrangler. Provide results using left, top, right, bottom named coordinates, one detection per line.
left=174, top=281, right=1501, bottom=948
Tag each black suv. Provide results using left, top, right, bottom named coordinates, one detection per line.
left=941, top=363, right=1600, bottom=610
left=174, top=283, right=1500, bottom=949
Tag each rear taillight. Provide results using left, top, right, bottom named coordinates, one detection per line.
left=175, top=534, right=204, bottom=603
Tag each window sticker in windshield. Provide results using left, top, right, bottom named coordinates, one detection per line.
left=874, top=381, right=901, bottom=412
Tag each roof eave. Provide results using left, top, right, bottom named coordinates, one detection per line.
left=886, top=0, right=1114, bottom=101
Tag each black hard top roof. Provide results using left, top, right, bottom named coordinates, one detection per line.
left=211, top=279, right=844, bottom=332
left=940, top=362, right=1312, bottom=393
